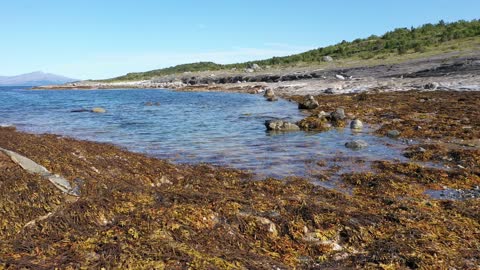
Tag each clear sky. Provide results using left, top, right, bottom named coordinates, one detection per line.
left=1, top=0, right=478, bottom=79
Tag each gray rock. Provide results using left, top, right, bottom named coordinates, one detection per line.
left=350, top=119, right=363, bottom=130
left=424, top=82, right=439, bottom=90
left=387, top=130, right=401, bottom=138
left=245, top=68, right=255, bottom=73
left=298, top=95, right=319, bottom=110
left=265, top=120, right=300, bottom=132
left=345, top=140, right=368, bottom=150
left=264, top=88, right=275, bottom=98
left=322, top=56, right=333, bottom=62
left=335, top=74, right=345, bottom=80
left=330, top=108, right=346, bottom=121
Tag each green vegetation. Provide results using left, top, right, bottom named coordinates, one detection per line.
left=105, top=19, right=480, bottom=81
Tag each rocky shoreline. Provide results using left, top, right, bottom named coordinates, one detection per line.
left=1, top=84, right=480, bottom=268
left=4, top=51, right=479, bottom=269
left=34, top=52, right=480, bottom=97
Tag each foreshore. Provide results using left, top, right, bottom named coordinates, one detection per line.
left=1, top=86, right=479, bottom=268
left=33, top=51, right=480, bottom=98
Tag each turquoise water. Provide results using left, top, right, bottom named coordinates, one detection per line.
left=0, top=87, right=408, bottom=179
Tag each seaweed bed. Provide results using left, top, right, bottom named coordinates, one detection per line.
left=0, top=90, right=479, bottom=269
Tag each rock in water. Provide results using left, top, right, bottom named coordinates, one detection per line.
left=350, top=119, right=363, bottom=130
left=345, top=140, right=368, bottom=150
left=387, top=130, right=401, bottom=138
left=264, top=88, right=275, bottom=98
left=265, top=120, right=300, bottom=132
left=322, top=56, right=333, bottom=62
left=91, top=107, right=106, bottom=113
left=298, top=95, right=319, bottom=110
left=330, top=108, right=346, bottom=121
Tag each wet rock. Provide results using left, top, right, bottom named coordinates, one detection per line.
left=345, top=140, right=368, bottom=150
left=91, top=107, right=106, bottom=113
left=265, top=120, right=300, bottom=132
left=350, top=119, right=363, bottom=130
left=330, top=108, right=346, bottom=121
left=387, top=130, right=401, bottom=138
left=298, top=95, right=319, bottom=110
left=297, top=116, right=331, bottom=131
left=263, top=88, right=275, bottom=98
left=266, top=96, right=278, bottom=102
left=424, top=82, right=439, bottom=90
left=322, top=55, right=333, bottom=62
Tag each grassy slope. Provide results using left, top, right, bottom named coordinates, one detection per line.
left=100, top=19, right=480, bottom=82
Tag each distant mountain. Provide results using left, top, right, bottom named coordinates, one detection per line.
left=0, top=71, right=77, bottom=86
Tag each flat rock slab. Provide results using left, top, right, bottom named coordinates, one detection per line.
left=0, top=147, right=79, bottom=196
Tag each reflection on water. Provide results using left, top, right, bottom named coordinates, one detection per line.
left=0, top=87, right=409, bottom=180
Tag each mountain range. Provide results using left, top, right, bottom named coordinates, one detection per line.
left=0, top=71, right=77, bottom=86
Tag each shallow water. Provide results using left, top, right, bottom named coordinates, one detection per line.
left=0, top=87, right=409, bottom=179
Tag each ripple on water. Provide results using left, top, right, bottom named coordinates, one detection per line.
left=0, top=87, right=411, bottom=182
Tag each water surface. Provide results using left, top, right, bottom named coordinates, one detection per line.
left=0, top=87, right=408, bottom=179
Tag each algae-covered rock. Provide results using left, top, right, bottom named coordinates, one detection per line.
left=298, top=95, right=319, bottom=110
left=265, top=120, right=300, bottom=131
left=297, top=116, right=331, bottom=131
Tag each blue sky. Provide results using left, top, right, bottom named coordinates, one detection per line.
left=1, top=0, right=478, bottom=79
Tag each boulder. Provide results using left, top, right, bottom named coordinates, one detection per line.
left=296, top=116, right=331, bottom=131
left=263, top=88, right=275, bottom=98
left=298, top=95, right=319, bottom=110
left=345, top=140, right=368, bottom=150
left=387, top=130, right=401, bottom=138
left=322, top=56, right=334, bottom=62
left=350, top=119, right=363, bottom=130
left=265, top=120, right=300, bottom=132
left=330, top=108, right=346, bottom=121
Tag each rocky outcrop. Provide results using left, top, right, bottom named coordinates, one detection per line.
left=265, top=120, right=300, bottom=132
left=298, top=95, right=319, bottom=110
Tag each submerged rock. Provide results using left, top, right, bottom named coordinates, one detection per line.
left=265, top=120, right=300, bottom=132
left=91, top=107, right=106, bottom=113
left=350, top=119, right=363, bottom=130
left=345, top=140, right=368, bottom=150
left=266, top=96, right=278, bottom=102
left=387, top=130, right=401, bottom=138
left=298, top=95, right=319, bottom=110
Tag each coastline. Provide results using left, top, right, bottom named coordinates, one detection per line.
left=1, top=87, right=479, bottom=268
left=32, top=51, right=480, bottom=97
